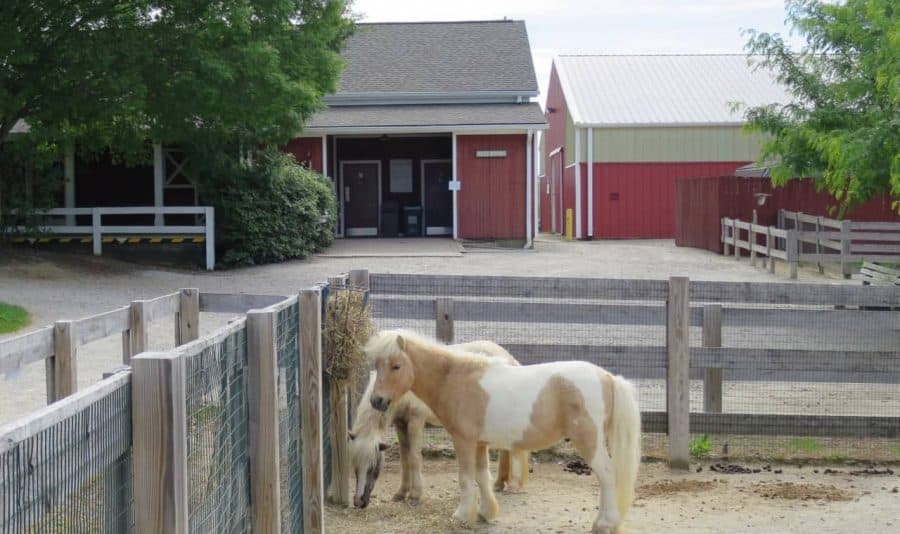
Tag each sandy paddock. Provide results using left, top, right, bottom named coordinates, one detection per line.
left=326, top=453, right=899, bottom=534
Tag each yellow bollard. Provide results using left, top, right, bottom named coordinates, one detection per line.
left=565, top=208, right=574, bottom=240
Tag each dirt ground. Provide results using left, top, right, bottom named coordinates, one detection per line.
left=326, top=455, right=900, bottom=534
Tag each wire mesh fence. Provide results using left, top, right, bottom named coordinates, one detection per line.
left=370, top=273, right=900, bottom=462
left=0, top=372, right=133, bottom=533
left=276, top=300, right=303, bottom=533
left=183, top=323, right=251, bottom=533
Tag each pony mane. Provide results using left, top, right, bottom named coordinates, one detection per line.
left=364, top=329, right=493, bottom=366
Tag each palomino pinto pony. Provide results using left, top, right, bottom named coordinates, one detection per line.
left=365, top=330, right=641, bottom=534
left=349, top=340, right=530, bottom=508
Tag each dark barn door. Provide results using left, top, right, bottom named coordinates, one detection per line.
left=342, top=161, right=380, bottom=236
left=422, top=160, right=452, bottom=235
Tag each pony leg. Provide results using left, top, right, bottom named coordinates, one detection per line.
left=450, top=438, right=479, bottom=525
left=406, top=417, right=425, bottom=504
left=588, top=445, right=620, bottom=534
left=393, top=419, right=410, bottom=502
left=506, top=449, right=529, bottom=493
left=475, top=442, right=500, bottom=521
left=493, top=449, right=510, bottom=492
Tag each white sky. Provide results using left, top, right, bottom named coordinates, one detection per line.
left=349, top=0, right=805, bottom=106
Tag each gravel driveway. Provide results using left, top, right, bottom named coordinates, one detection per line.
left=0, top=236, right=848, bottom=425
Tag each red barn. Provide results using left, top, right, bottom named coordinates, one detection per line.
left=286, top=20, right=546, bottom=244
left=541, top=55, right=788, bottom=239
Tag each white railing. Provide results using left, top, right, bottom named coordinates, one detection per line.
left=10, top=206, right=215, bottom=270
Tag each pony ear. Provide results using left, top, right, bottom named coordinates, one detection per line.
left=396, top=335, right=406, bottom=350
left=349, top=432, right=356, bottom=441
left=378, top=442, right=389, bottom=451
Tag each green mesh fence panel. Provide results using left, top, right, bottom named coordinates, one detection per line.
left=184, top=326, right=251, bottom=533
left=276, top=302, right=303, bottom=533
left=0, top=376, right=133, bottom=533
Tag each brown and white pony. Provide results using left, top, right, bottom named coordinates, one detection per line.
left=349, top=340, right=529, bottom=508
left=365, top=329, right=641, bottom=534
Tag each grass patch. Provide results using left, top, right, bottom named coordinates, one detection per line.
left=891, top=444, right=900, bottom=458
left=689, top=434, right=712, bottom=458
left=0, top=302, right=29, bottom=334
left=788, top=438, right=824, bottom=454
left=824, top=453, right=849, bottom=463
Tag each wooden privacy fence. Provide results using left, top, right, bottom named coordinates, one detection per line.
left=370, top=273, right=900, bottom=468
left=722, top=209, right=900, bottom=279
left=0, top=282, right=348, bottom=534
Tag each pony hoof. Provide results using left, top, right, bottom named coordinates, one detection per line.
left=478, top=498, right=499, bottom=522
left=493, top=480, right=506, bottom=492
left=591, top=521, right=614, bottom=534
left=407, top=497, right=421, bottom=507
left=452, top=509, right=476, bottom=526
left=392, top=492, right=407, bottom=502
left=504, top=483, right=524, bottom=494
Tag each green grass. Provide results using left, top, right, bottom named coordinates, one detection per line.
left=0, top=302, right=29, bottom=334
left=689, top=434, right=712, bottom=458
left=889, top=444, right=900, bottom=458
left=787, top=438, right=824, bottom=454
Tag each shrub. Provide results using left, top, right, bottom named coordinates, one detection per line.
left=192, top=149, right=337, bottom=267
left=0, top=137, right=63, bottom=239
left=689, top=434, right=712, bottom=458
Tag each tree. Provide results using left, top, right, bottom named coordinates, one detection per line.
left=0, top=1, right=353, bottom=151
left=742, top=0, right=899, bottom=211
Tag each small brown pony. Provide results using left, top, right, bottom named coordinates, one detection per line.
left=349, top=340, right=530, bottom=508
left=365, top=329, right=641, bottom=534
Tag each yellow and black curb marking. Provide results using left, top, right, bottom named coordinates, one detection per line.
left=11, top=236, right=205, bottom=245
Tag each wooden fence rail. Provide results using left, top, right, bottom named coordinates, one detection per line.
left=723, top=210, right=900, bottom=279
left=370, top=273, right=900, bottom=468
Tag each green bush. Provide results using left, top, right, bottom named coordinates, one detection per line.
left=192, top=149, right=337, bottom=267
left=0, top=137, right=63, bottom=239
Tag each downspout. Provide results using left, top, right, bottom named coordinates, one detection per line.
left=587, top=127, right=594, bottom=239
left=525, top=130, right=534, bottom=249
left=574, top=128, right=582, bottom=239
left=452, top=133, right=458, bottom=240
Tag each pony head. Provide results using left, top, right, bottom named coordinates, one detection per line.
left=364, top=330, right=416, bottom=412
left=348, top=430, right=388, bottom=508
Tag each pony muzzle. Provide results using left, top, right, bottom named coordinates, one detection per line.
left=370, top=395, right=391, bottom=412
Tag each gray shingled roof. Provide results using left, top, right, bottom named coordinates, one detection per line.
left=335, top=21, right=538, bottom=94
left=306, top=103, right=545, bottom=130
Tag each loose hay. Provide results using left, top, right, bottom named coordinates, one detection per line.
left=753, top=482, right=854, bottom=502
left=637, top=480, right=719, bottom=499
left=323, top=287, right=374, bottom=387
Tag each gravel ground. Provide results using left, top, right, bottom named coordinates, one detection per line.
left=0, top=236, right=854, bottom=425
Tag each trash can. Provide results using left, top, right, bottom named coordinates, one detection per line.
left=381, top=200, right=399, bottom=237
left=402, top=205, right=422, bottom=237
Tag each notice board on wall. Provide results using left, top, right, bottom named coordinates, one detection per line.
left=390, top=159, right=413, bottom=193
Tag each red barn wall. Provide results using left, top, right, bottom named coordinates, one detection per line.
left=541, top=64, right=568, bottom=233
left=457, top=134, right=527, bottom=240
left=283, top=137, right=323, bottom=173
left=591, top=162, right=749, bottom=239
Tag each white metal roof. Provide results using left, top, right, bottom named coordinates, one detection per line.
left=554, top=54, right=790, bottom=127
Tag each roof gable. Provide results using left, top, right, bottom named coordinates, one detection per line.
left=555, top=54, right=791, bottom=127
left=331, top=20, right=538, bottom=98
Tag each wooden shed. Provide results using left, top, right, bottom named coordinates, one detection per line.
left=286, top=20, right=546, bottom=244
left=541, top=54, right=789, bottom=239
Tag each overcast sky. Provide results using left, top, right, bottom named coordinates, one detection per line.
left=350, top=0, right=805, bottom=105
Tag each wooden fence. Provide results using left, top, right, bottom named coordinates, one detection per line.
left=722, top=209, right=900, bottom=279
left=0, top=271, right=368, bottom=533
left=370, top=273, right=900, bottom=468
left=7, top=206, right=216, bottom=270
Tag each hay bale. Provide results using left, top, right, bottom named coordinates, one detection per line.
left=323, top=288, right=373, bottom=387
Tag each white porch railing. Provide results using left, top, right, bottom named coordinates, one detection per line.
left=9, top=206, right=215, bottom=270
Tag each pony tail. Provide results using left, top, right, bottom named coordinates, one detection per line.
left=609, top=374, right=641, bottom=524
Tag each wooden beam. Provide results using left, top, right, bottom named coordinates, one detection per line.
left=666, top=276, right=690, bottom=469
left=702, top=306, right=722, bottom=413
left=129, top=300, right=149, bottom=360
left=132, top=351, right=189, bottom=534
left=176, top=288, right=200, bottom=345
left=0, top=325, right=54, bottom=377
left=48, top=320, right=78, bottom=403
left=300, top=288, right=324, bottom=534
left=435, top=297, right=454, bottom=343
left=247, top=309, right=282, bottom=533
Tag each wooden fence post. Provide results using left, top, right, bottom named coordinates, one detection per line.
left=300, top=288, right=324, bottom=534
left=132, top=351, right=189, bottom=534
left=435, top=297, right=455, bottom=343
left=722, top=219, right=730, bottom=256
left=815, top=216, right=824, bottom=274
left=247, top=309, right=282, bottom=532
left=840, top=220, right=852, bottom=279
left=787, top=231, right=799, bottom=279
left=777, top=209, right=786, bottom=250
left=176, top=288, right=200, bottom=346
left=767, top=227, right=775, bottom=274
left=732, top=221, right=739, bottom=259
left=666, top=276, right=690, bottom=469
left=91, top=208, right=102, bottom=256
left=702, top=305, right=722, bottom=413
left=129, top=300, right=149, bottom=360
left=47, top=320, right=78, bottom=403
left=749, top=211, right=757, bottom=267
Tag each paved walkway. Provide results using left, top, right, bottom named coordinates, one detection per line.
left=316, top=237, right=463, bottom=257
